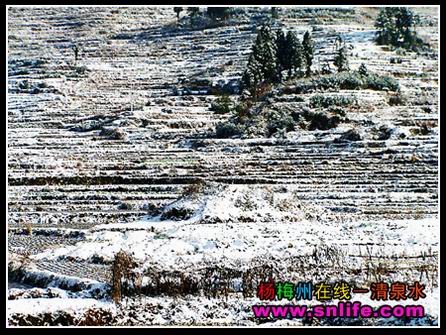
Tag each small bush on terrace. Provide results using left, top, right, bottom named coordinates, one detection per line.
left=303, top=111, right=341, bottom=131
left=290, top=107, right=344, bottom=131
left=388, top=92, right=406, bottom=106
left=310, top=95, right=356, bottom=108
left=329, top=106, right=347, bottom=117
left=338, top=72, right=363, bottom=90
left=161, top=207, right=194, bottom=221
left=234, top=100, right=253, bottom=122
left=182, top=179, right=206, bottom=198
left=365, top=73, right=399, bottom=91
left=99, top=127, right=127, bottom=140
left=266, top=110, right=295, bottom=136
left=215, top=122, right=244, bottom=138
left=283, top=70, right=399, bottom=94
left=211, top=94, right=232, bottom=114
left=213, top=100, right=254, bottom=138
left=25, top=223, right=33, bottom=236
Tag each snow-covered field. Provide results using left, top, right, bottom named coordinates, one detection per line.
left=7, top=6, right=439, bottom=326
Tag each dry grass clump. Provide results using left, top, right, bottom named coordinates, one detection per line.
left=181, top=179, right=206, bottom=198
left=111, top=250, right=139, bottom=303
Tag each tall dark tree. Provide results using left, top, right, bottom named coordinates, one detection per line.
left=333, top=35, right=349, bottom=72
left=375, top=8, right=396, bottom=45
left=287, top=31, right=304, bottom=78
left=72, top=44, right=80, bottom=64
left=375, top=7, right=421, bottom=50
left=242, top=26, right=316, bottom=99
left=276, top=30, right=305, bottom=80
left=275, top=30, right=288, bottom=80
left=187, top=7, right=201, bottom=26
left=302, top=30, right=314, bottom=77
left=253, top=25, right=278, bottom=83
left=207, top=7, right=231, bottom=21
left=358, top=63, right=369, bottom=77
left=187, top=7, right=200, bottom=17
left=174, top=7, right=183, bottom=20
left=395, top=7, right=417, bottom=47
left=241, top=25, right=278, bottom=99
left=271, top=7, right=279, bottom=19
left=241, top=54, right=263, bottom=100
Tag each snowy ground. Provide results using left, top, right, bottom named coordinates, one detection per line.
left=32, top=185, right=438, bottom=271
left=8, top=185, right=439, bottom=326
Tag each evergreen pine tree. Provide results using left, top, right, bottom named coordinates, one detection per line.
left=287, top=31, right=304, bottom=78
left=207, top=7, right=231, bottom=21
left=271, top=7, right=279, bottom=19
left=358, top=63, right=369, bottom=77
left=375, top=8, right=395, bottom=45
left=275, top=30, right=304, bottom=80
left=275, top=30, right=288, bottom=81
left=241, top=25, right=279, bottom=100
left=333, top=36, right=349, bottom=72
left=395, top=7, right=416, bottom=48
left=187, top=7, right=200, bottom=17
left=241, top=54, right=263, bottom=100
left=255, top=25, right=278, bottom=83
left=187, top=7, right=201, bottom=27
left=375, top=7, right=421, bottom=50
left=174, top=7, right=183, bottom=20
left=302, top=30, right=314, bottom=77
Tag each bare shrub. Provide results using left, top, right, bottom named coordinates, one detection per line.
left=235, top=193, right=257, bottom=211
left=160, top=207, right=194, bottom=220
left=78, top=308, right=115, bottom=326
left=111, top=250, right=138, bottom=303
left=388, top=92, right=406, bottom=106
left=181, top=179, right=206, bottom=198
left=410, top=121, right=435, bottom=136
left=99, top=127, right=127, bottom=140
left=25, top=223, right=33, bottom=236
left=242, top=269, right=254, bottom=298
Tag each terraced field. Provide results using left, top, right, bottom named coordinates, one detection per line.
left=7, top=6, right=439, bottom=326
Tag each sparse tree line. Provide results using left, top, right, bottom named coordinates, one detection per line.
left=211, top=7, right=428, bottom=139
left=227, top=7, right=425, bottom=103
left=241, top=26, right=313, bottom=98
left=374, top=7, right=428, bottom=51
left=168, top=7, right=427, bottom=139
left=174, top=7, right=232, bottom=25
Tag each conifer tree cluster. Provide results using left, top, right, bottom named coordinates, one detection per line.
left=187, top=7, right=200, bottom=17
left=173, top=7, right=233, bottom=25
left=241, top=26, right=314, bottom=100
left=374, top=7, right=424, bottom=50
left=276, top=30, right=305, bottom=80
left=173, top=7, right=183, bottom=20
left=207, top=7, right=231, bottom=21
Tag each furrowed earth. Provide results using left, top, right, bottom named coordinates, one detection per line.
left=7, top=7, right=438, bottom=326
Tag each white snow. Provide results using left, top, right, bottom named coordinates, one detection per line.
left=32, top=186, right=438, bottom=277
left=7, top=298, right=115, bottom=317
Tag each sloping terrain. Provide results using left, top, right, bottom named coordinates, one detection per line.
left=7, top=6, right=439, bottom=326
